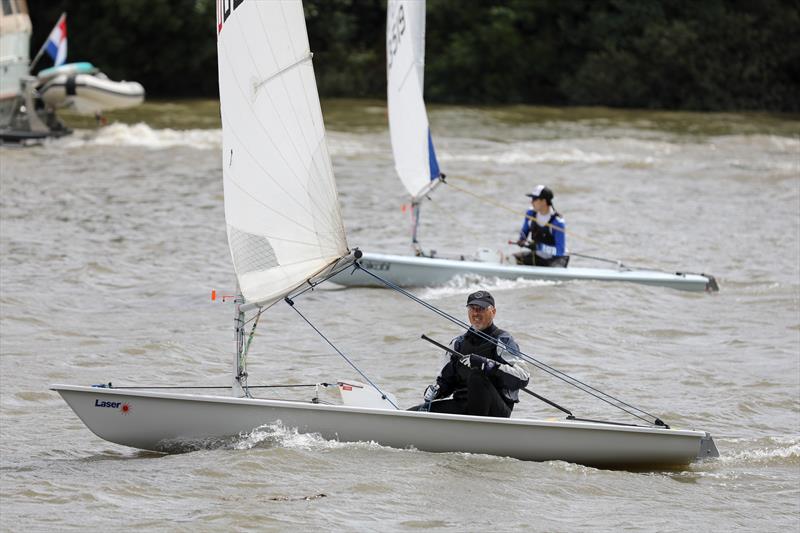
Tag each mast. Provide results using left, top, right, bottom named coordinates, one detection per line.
left=217, top=1, right=349, bottom=394
left=410, top=164, right=443, bottom=254
left=411, top=200, right=423, bottom=254
left=232, top=290, right=246, bottom=398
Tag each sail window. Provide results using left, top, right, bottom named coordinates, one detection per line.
left=228, top=226, right=279, bottom=275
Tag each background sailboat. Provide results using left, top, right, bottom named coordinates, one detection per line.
left=50, top=0, right=718, bottom=467
left=332, top=0, right=717, bottom=293
left=386, top=0, right=443, bottom=252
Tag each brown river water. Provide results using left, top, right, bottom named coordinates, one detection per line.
left=1, top=100, right=798, bottom=531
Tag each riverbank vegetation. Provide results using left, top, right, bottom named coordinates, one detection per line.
left=29, top=0, right=799, bottom=112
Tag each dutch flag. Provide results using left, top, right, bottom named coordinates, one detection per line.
left=45, top=14, right=67, bottom=67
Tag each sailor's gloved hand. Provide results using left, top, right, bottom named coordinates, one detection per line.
left=423, top=384, right=439, bottom=402
left=457, top=354, right=472, bottom=367
left=469, top=354, right=497, bottom=373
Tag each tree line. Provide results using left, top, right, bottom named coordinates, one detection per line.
left=27, top=0, right=799, bottom=112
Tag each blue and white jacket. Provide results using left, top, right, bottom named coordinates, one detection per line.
left=519, top=209, right=566, bottom=259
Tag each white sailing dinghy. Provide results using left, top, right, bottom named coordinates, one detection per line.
left=331, top=0, right=717, bottom=293
left=51, top=1, right=718, bottom=468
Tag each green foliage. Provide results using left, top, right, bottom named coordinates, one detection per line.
left=26, top=0, right=800, bottom=111
left=304, top=0, right=385, bottom=97
left=561, top=0, right=800, bottom=110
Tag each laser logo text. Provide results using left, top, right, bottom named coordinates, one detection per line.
left=94, top=399, right=132, bottom=414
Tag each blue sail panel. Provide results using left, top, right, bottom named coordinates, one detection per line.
left=428, top=129, right=441, bottom=180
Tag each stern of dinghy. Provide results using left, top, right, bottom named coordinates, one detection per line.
left=704, top=274, right=720, bottom=292
left=698, top=432, right=720, bottom=459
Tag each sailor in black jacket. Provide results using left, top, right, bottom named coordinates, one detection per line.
left=413, top=291, right=530, bottom=417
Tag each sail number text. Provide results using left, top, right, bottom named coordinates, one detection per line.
left=217, top=0, right=244, bottom=34
left=387, top=3, right=406, bottom=70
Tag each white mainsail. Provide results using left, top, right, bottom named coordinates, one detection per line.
left=386, top=0, right=441, bottom=201
left=217, top=0, right=348, bottom=307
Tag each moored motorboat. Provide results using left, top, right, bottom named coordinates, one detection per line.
left=0, top=9, right=145, bottom=144
left=37, top=62, right=145, bottom=114
left=0, top=0, right=31, bottom=125
left=0, top=1, right=71, bottom=143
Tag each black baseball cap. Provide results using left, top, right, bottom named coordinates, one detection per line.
left=466, top=290, right=495, bottom=308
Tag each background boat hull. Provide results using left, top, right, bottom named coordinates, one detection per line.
left=331, top=252, right=716, bottom=292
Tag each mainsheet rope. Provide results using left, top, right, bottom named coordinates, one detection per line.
left=237, top=251, right=662, bottom=425
left=345, top=262, right=665, bottom=427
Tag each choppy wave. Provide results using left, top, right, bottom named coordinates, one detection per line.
left=709, top=134, right=800, bottom=152
left=716, top=436, right=800, bottom=466
left=152, top=423, right=341, bottom=454
left=707, top=135, right=800, bottom=173
left=439, top=147, right=638, bottom=166
left=436, top=137, right=678, bottom=167
left=327, top=131, right=388, bottom=156
left=417, top=274, right=557, bottom=301
left=61, top=123, right=221, bottom=150
left=57, top=124, right=391, bottom=156
left=322, top=132, right=673, bottom=166
left=233, top=422, right=392, bottom=453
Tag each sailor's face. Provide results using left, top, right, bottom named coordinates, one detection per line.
left=532, top=197, right=547, bottom=213
left=467, top=304, right=496, bottom=330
